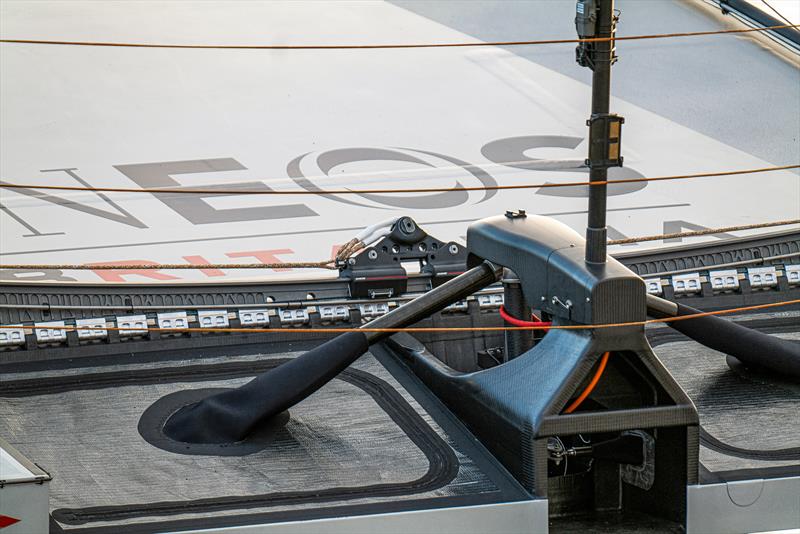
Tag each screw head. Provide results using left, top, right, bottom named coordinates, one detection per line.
left=368, top=250, right=378, bottom=260
left=448, top=244, right=459, bottom=255
left=348, top=258, right=356, bottom=265
left=399, top=217, right=416, bottom=234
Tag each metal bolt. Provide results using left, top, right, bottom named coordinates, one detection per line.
left=551, top=296, right=573, bottom=310
left=418, top=243, right=427, bottom=252
left=449, top=244, right=459, bottom=255
left=400, top=217, right=416, bottom=234
left=348, top=258, right=356, bottom=265
left=368, top=250, right=378, bottom=260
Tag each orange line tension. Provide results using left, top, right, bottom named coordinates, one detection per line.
left=0, top=24, right=796, bottom=50
left=1, top=164, right=796, bottom=197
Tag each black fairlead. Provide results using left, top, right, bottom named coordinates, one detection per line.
left=140, top=388, right=289, bottom=456
left=163, top=332, right=368, bottom=444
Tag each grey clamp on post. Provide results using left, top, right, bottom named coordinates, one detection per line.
left=390, top=213, right=699, bottom=526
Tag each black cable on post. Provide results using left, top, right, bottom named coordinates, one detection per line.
left=586, top=0, right=612, bottom=264
left=576, top=0, right=624, bottom=264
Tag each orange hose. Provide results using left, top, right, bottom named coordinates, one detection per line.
left=564, top=352, right=611, bottom=414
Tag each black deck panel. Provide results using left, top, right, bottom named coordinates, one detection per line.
left=0, top=343, right=530, bottom=533
left=647, top=313, right=800, bottom=482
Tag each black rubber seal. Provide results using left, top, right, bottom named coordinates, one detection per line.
left=163, top=331, right=370, bottom=444
left=137, top=388, right=289, bottom=456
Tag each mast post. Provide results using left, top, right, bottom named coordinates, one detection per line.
left=576, top=0, right=624, bottom=264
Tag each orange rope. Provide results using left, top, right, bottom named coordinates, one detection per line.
left=1, top=298, right=797, bottom=334
left=564, top=352, right=610, bottom=414
left=0, top=24, right=795, bottom=50
left=606, top=218, right=799, bottom=245
left=2, top=218, right=797, bottom=271
left=1, top=164, right=796, bottom=196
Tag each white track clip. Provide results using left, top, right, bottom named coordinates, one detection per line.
left=116, top=314, right=148, bottom=338
left=477, top=293, right=504, bottom=310
left=197, top=310, right=230, bottom=329
left=76, top=318, right=108, bottom=341
left=319, top=305, right=350, bottom=324
left=644, top=279, right=663, bottom=295
left=34, top=321, right=67, bottom=344
left=239, top=309, right=269, bottom=327
left=278, top=308, right=310, bottom=326
left=786, top=264, right=800, bottom=285
left=671, top=273, right=702, bottom=295
left=709, top=269, right=740, bottom=292
left=359, top=302, right=389, bottom=321
left=0, top=325, right=25, bottom=347
left=156, top=311, right=189, bottom=333
left=747, top=266, right=777, bottom=289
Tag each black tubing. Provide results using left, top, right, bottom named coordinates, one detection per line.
left=164, top=331, right=369, bottom=443
left=164, top=261, right=501, bottom=444
left=669, top=303, right=800, bottom=381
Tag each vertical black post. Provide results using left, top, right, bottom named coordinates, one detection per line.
left=585, top=0, right=615, bottom=264
left=502, top=269, right=534, bottom=360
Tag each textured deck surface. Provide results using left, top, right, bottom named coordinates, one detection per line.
left=650, top=313, right=800, bottom=479
left=1, top=313, right=797, bottom=532
left=0, top=350, right=516, bottom=532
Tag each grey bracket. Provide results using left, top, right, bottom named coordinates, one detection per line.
left=339, top=217, right=467, bottom=298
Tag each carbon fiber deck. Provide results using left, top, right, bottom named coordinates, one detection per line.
left=648, top=313, right=800, bottom=480
left=0, top=348, right=528, bottom=533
